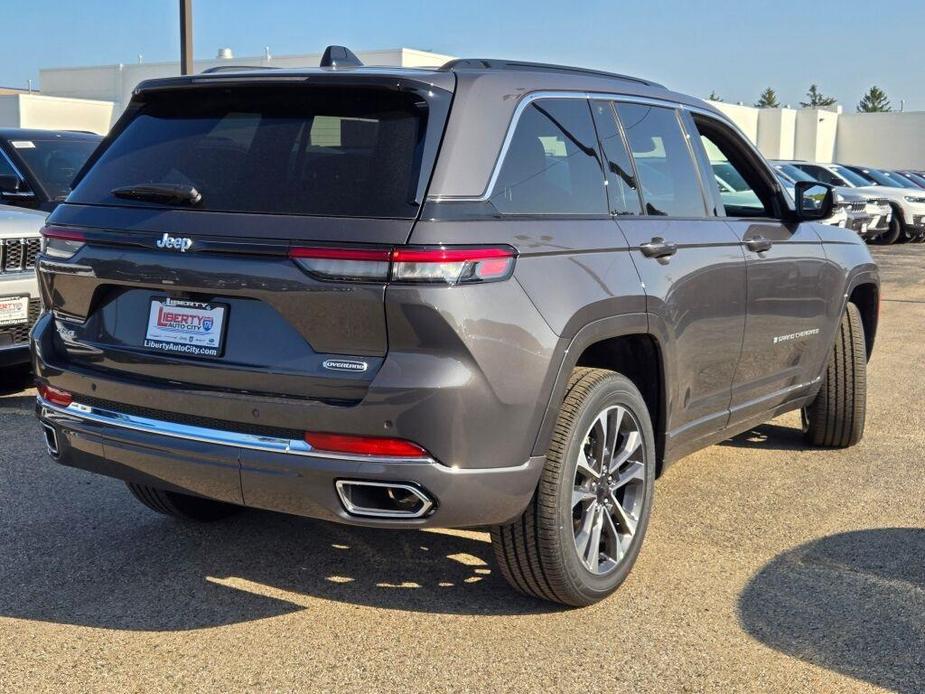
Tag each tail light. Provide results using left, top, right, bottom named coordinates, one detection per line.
left=37, top=383, right=73, bottom=407
left=289, top=247, right=391, bottom=281
left=40, top=225, right=86, bottom=260
left=390, top=246, right=515, bottom=284
left=289, top=245, right=516, bottom=285
left=304, top=432, right=429, bottom=458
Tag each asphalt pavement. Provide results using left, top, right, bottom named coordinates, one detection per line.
left=0, top=245, right=922, bottom=693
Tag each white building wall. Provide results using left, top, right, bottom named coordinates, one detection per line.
left=756, top=108, right=796, bottom=160
left=835, top=112, right=925, bottom=168
left=711, top=102, right=759, bottom=142
left=0, top=94, right=113, bottom=134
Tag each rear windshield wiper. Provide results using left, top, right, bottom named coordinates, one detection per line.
left=111, top=183, right=202, bottom=206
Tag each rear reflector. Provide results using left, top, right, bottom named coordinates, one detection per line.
left=37, top=383, right=73, bottom=407
left=40, top=225, right=86, bottom=260
left=304, top=432, right=429, bottom=458
left=289, top=244, right=516, bottom=285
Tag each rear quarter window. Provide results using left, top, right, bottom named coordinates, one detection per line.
left=489, top=98, right=607, bottom=215
left=70, top=86, right=430, bottom=219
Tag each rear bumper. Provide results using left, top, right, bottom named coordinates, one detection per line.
left=0, top=343, right=30, bottom=367
left=37, top=396, right=544, bottom=528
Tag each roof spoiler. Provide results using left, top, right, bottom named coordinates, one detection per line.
left=320, top=45, right=363, bottom=69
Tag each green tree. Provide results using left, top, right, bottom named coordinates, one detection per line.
left=707, top=90, right=723, bottom=102
left=755, top=87, right=780, bottom=108
left=800, top=84, right=837, bottom=108
left=857, top=85, right=892, bottom=113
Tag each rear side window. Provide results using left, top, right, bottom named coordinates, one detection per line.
left=70, top=86, right=430, bottom=218
left=616, top=103, right=706, bottom=217
left=490, top=98, right=607, bottom=215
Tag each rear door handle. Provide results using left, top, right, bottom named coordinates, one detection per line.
left=745, top=236, right=773, bottom=253
left=639, top=237, right=678, bottom=259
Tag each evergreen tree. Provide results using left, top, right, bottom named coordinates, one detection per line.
left=857, top=86, right=892, bottom=112
left=755, top=87, right=780, bottom=108
left=800, top=84, right=837, bottom=108
left=707, top=90, right=723, bottom=102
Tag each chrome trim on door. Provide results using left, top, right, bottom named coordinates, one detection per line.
left=37, top=397, right=436, bottom=464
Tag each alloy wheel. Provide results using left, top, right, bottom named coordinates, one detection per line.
left=572, top=405, right=647, bottom=575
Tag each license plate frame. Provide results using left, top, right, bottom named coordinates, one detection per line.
left=0, top=295, right=29, bottom=327
left=144, top=297, right=228, bottom=358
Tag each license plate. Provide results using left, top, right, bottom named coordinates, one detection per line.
left=0, top=296, right=28, bottom=326
left=861, top=222, right=868, bottom=234
left=144, top=297, right=227, bottom=357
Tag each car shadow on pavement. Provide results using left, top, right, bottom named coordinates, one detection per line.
left=739, top=528, right=925, bottom=693
left=0, top=364, right=32, bottom=397
left=720, top=422, right=807, bottom=451
left=0, top=498, right=561, bottom=631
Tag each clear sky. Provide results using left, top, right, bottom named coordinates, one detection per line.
left=2, top=0, right=923, bottom=110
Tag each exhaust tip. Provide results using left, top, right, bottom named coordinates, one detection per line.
left=42, top=423, right=59, bottom=458
left=335, top=480, right=434, bottom=519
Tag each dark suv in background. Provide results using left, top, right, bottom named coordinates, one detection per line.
left=0, top=129, right=101, bottom=212
left=34, top=48, right=878, bottom=606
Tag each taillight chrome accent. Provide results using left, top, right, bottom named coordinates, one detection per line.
left=40, top=225, right=87, bottom=260
left=288, top=244, right=517, bottom=285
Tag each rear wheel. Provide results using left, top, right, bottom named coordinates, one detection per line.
left=126, top=483, right=242, bottom=521
left=491, top=368, right=655, bottom=606
left=802, top=302, right=867, bottom=448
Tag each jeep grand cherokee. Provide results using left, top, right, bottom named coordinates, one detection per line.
left=33, top=48, right=878, bottom=606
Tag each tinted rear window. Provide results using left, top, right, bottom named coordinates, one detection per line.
left=13, top=139, right=99, bottom=201
left=71, top=86, right=430, bottom=218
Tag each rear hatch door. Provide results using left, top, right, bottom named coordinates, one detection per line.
left=40, top=74, right=453, bottom=402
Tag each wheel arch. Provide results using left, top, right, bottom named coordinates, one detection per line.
left=531, top=314, right=670, bottom=476
left=848, top=280, right=879, bottom=360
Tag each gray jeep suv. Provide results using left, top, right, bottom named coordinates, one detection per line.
left=33, top=49, right=878, bottom=606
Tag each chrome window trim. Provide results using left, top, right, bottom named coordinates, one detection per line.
left=430, top=89, right=775, bottom=205
left=37, top=396, right=437, bottom=464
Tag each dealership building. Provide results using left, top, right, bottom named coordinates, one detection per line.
left=1, top=47, right=923, bottom=169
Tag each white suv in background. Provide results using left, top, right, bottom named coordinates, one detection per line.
left=784, top=161, right=919, bottom=244
left=0, top=204, right=44, bottom=368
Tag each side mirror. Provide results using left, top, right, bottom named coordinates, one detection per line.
left=794, top=180, right=834, bottom=221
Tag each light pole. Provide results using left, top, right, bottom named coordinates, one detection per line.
left=179, top=0, right=193, bottom=75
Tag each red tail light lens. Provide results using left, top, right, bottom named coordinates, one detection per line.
left=37, top=383, right=73, bottom=407
left=289, top=246, right=391, bottom=281
left=390, top=246, right=516, bottom=284
left=304, top=432, right=429, bottom=458
left=40, top=225, right=86, bottom=260
left=290, top=244, right=517, bottom=285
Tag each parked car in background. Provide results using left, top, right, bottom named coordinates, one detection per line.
left=784, top=160, right=921, bottom=244
left=0, top=204, right=44, bottom=367
left=34, top=52, right=878, bottom=606
left=773, top=162, right=884, bottom=240
left=893, top=170, right=925, bottom=190
left=0, top=129, right=102, bottom=212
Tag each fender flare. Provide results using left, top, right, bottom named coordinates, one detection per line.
left=529, top=312, right=670, bottom=462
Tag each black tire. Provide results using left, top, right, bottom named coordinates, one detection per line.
left=126, top=482, right=241, bottom=521
left=490, top=368, right=655, bottom=606
left=802, top=302, right=867, bottom=448
left=873, top=214, right=901, bottom=245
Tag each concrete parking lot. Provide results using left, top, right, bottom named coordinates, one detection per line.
left=0, top=245, right=922, bottom=693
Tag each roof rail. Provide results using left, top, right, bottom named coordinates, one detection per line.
left=320, top=45, right=364, bottom=69
left=440, top=58, right=663, bottom=88
left=200, top=65, right=278, bottom=74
